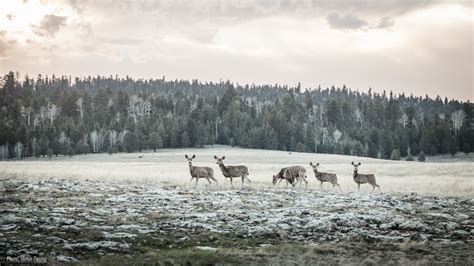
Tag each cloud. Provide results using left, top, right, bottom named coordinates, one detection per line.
left=33, top=14, right=67, bottom=37
left=378, top=17, right=395, bottom=28
left=326, top=11, right=368, bottom=29
left=0, top=31, right=16, bottom=58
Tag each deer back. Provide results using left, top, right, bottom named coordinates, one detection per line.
left=315, top=170, right=337, bottom=183
left=219, top=164, right=248, bottom=177
left=354, top=172, right=376, bottom=184
left=192, top=165, right=213, bottom=178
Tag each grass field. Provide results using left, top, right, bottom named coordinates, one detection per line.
left=1, top=146, right=473, bottom=196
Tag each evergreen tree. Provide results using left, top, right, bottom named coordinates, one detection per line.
left=449, top=137, right=459, bottom=157
left=462, top=142, right=470, bottom=156
left=390, top=149, right=401, bottom=160
left=181, top=131, right=190, bottom=147
left=352, top=142, right=365, bottom=157
left=334, top=142, right=344, bottom=155
left=47, top=148, right=53, bottom=159
left=406, top=153, right=414, bottom=161
left=149, top=131, right=163, bottom=152
left=66, top=145, right=75, bottom=158
left=295, top=142, right=304, bottom=152
left=418, top=151, right=426, bottom=162
left=123, top=131, right=137, bottom=153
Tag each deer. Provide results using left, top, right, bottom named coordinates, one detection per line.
left=185, top=154, right=217, bottom=186
left=214, top=155, right=250, bottom=188
left=309, top=162, right=341, bottom=191
left=272, top=166, right=307, bottom=189
left=351, top=161, right=381, bottom=192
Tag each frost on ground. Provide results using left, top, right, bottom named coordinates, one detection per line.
left=1, top=177, right=473, bottom=264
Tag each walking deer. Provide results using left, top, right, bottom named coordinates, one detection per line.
left=185, top=154, right=217, bottom=185
left=214, top=156, right=250, bottom=188
left=310, top=162, right=341, bottom=191
left=272, top=166, right=307, bottom=189
left=351, top=161, right=381, bottom=192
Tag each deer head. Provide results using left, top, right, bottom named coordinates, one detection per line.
left=351, top=161, right=361, bottom=171
left=309, top=162, right=320, bottom=171
left=214, top=155, right=225, bottom=165
left=185, top=154, right=196, bottom=162
left=272, top=174, right=278, bottom=185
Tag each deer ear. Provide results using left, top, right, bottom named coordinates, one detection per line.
left=222, top=156, right=225, bottom=160
left=214, top=155, right=217, bottom=159
left=351, top=161, right=354, bottom=165
left=309, top=162, right=313, bottom=166
left=316, top=162, right=320, bottom=166
left=185, top=154, right=188, bottom=159
left=358, top=162, right=361, bottom=166
left=192, top=155, right=196, bottom=159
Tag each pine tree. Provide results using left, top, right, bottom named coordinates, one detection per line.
left=462, top=142, right=470, bottom=156
left=47, top=148, right=53, bottom=159
left=66, top=145, right=75, bottom=158
left=295, top=142, right=304, bottom=153
left=418, top=151, right=426, bottom=162
left=334, top=142, right=344, bottom=155
left=123, top=131, right=137, bottom=153
left=148, top=131, right=163, bottom=152
left=181, top=131, right=190, bottom=147
left=449, top=137, right=459, bottom=157
left=352, top=142, right=365, bottom=157
left=390, top=149, right=401, bottom=160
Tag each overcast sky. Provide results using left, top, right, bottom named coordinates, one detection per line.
left=0, top=0, right=472, bottom=101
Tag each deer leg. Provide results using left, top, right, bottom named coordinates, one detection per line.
left=375, top=184, right=381, bottom=193
left=206, top=177, right=211, bottom=184
left=241, top=175, right=245, bottom=189
left=304, top=177, right=308, bottom=189
left=229, top=177, right=235, bottom=189
left=357, top=183, right=360, bottom=192
left=246, top=174, right=251, bottom=185
left=320, top=181, right=324, bottom=191
left=337, top=183, right=342, bottom=192
left=330, top=184, right=335, bottom=191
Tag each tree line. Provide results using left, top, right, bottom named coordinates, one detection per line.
left=0, top=71, right=472, bottom=160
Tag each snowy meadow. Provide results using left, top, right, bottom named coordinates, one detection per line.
left=1, top=146, right=473, bottom=264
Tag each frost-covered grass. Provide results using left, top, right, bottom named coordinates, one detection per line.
left=1, top=177, right=472, bottom=264
left=1, top=146, right=473, bottom=197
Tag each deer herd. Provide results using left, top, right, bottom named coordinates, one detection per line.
left=185, top=154, right=382, bottom=192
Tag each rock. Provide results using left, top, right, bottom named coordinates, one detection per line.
left=64, top=241, right=130, bottom=251
left=56, top=255, right=79, bottom=262
left=195, top=246, right=218, bottom=251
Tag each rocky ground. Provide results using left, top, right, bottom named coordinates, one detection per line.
left=1, top=177, right=473, bottom=265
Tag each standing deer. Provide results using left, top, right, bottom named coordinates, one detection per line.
left=185, top=154, right=217, bottom=186
left=310, top=162, right=341, bottom=191
left=214, top=156, right=250, bottom=188
left=351, top=161, right=381, bottom=192
left=272, top=166, right=307, bottom=189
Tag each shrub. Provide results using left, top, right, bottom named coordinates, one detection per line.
left=418, top=151, right=426, bottom=162
left=390, top=149, right=401, bottom=160
left=405, top=154, right=414, bottom=161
